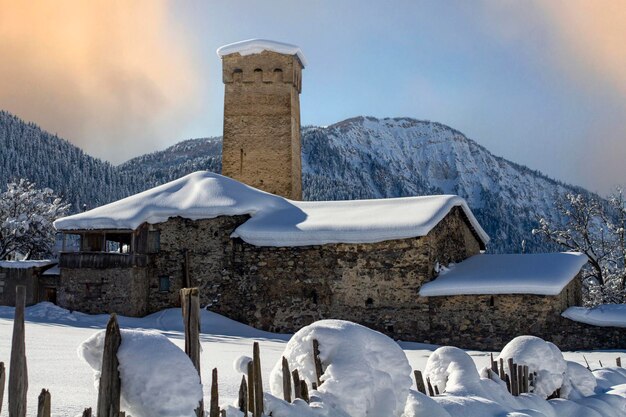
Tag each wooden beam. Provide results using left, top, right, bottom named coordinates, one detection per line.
left=0, top=362, right=5, bottom=415
left=37, top=389, right=51, bottom=417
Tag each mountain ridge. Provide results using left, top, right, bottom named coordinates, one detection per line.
left=1, top=110, right=594, bottom=253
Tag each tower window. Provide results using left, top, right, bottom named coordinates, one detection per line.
left=253, top=68, right=263, bottom=82
left=233, top=68, right=243, bottom=82
left=273, top=68, right=283, bottom=82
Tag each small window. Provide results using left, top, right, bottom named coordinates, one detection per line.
left=159, top=276, right=171, bottom=293
left=489, top=296, right=495, bottom=307
left=148, top=231, right=160, bottom=253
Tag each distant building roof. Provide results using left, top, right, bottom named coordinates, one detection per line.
left=0, top=260, right=56, bottom=269
left=217, top=39, right=308, bottom=67
left=419, top=252, right=588, bottom=296
left=54, top=171, right=489, bottom=248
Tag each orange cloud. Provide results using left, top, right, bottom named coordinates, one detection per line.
left=537, top=1, right=626, bottom=95
left=0, top=1, right=203, bottom=163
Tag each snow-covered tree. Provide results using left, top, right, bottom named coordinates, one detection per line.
left=0, top=179, right=70, bottom=260
left=533, top=189, right=626, bottom=305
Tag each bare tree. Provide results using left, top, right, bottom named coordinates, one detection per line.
left=533, top=189, right=626, bottom=305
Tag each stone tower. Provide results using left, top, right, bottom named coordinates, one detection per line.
left=218, top=39, right=306, bottom=200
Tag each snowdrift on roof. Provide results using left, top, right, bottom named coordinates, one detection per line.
left=54, top=171, right=488, bottom=247
left=53, top=172, right=288, bottom=231
left=419, top=252, right=587, bottom=296
left=217, top=39, right=308, bottom=67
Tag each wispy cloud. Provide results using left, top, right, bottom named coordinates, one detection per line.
left=0, top=1, right=203, bottom=163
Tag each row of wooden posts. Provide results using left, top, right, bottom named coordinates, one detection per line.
left=2, top=284, right=626, bottom=415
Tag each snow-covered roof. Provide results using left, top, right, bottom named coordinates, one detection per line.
left=562, top=304, right=626, bottom=328
left=0, top=260, right=56, bottom=269
left=217, top=39, right=308, bottom=67
left=54, top=171, right=489, bottom=248
left=419, top=252, right=588, bottom=297
left=42, top=264, right=60, bottom=276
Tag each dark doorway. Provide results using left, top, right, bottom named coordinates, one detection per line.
left=43, top=287, right=57, bottom=304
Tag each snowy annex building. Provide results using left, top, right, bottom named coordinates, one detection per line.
left=51, top=40, right=624, bottom=350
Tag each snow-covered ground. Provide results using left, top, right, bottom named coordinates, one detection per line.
left=0, top=303, right=624, bottom=417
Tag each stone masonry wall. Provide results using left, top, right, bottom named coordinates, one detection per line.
left=58, top=267, right=148, bottom=317
left=221, top=50, right=303, bottom=200
left=144, top=207, right=482, bottom=342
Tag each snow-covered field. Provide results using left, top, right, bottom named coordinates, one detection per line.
left=0, top=303, right=625, bottom=417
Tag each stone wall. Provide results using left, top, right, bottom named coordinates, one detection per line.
left=58, top=267, right=149, bottom=316
left=56, top=207, right=626, bottom=350
left=143, top=206, right=482, bottom=342
left=221, top=50, right=303, bottom=200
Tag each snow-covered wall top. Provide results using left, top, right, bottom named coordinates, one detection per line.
left=0, top=260, right=55, bottom=269
left=54, top=171, right=489, bottom=247
left=419, top=252, right=588, bottom=296
left=562, top=304, right=626, bottom=328
left=217, top=39, right=308, bottom=67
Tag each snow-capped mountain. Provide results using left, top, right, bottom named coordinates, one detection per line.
left=1, top=111, right=594, bottom=253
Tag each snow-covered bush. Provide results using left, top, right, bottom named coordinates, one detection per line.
left=79, top=329, right=203, bottom=417
left=0, top=179, right=69, bottom=259
left=268, top=319, right=412, bottom=417
left=498, top=336, right=567, bottom=398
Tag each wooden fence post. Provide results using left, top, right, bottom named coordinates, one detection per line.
left=180, top=288, right=204, bottom=417
left=413, top=370, right=427, bottom=395
left=282, top=357, right=292, bottom=402
left=181, top=288, right=201, bottom=373
left=292, top=369, right=301, bottom=400
left=238, top=376, right=248, bottom=415
left=253, top=342, right=264, bottom=417
left=37, top=389, right=51, bottom=417
left=9, top=285, right=28, bottom=417
left=0, top=361, right=5, bottom=415
left=617, top=357, right=622, bottom=367
left=312, top=339, right=323, bottom=386
left=82, top=408, right=92, bottom=417
left=210, top=368, right=219, bottom=417
left=97, top=314, right=121, bottom=417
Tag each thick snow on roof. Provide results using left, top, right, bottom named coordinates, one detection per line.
left=217, top=39, right=308, bottom=67
left=419, top=252, right=588, bottom=296
left=54, top=172, right=287, bottom=232
left=235, top=195, right=488, bottom=246
left=0, top=260, right=55, bottom=269
left=54, top=171, right=489, bottom=247
left=562, top=304, right=626, bottom=328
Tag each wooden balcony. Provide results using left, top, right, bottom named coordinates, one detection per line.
left=59, top=252, right=148, bottom=269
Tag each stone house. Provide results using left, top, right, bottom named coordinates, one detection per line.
left=50, top=39, right=624, bottom=349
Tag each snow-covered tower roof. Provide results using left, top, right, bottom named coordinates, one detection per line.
left=217, top=39, right=307, bottom=67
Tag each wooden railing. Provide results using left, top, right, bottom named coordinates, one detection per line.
left=59, top=252, right=148, bottom=269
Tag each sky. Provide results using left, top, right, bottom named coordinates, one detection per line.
left=0, top=1, right=624, bottom=195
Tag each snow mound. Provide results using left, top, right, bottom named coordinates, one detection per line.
left=269, top=320, right=412, bottom=417
left=79, top=329, right=203, bottom=417
left=420, top=252, right=587, bottom=296
left=498, top=336, right=567, bottom=398
left=423, top=346, right=481, bottom=394
left=562, top=361, right=597, bottom=398
left=217, top=39, right=308, bottom=67
left=562, top=304, right=626, bottom=327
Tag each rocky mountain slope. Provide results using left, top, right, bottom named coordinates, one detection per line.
left=1, top=111, right=592, bottom=253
